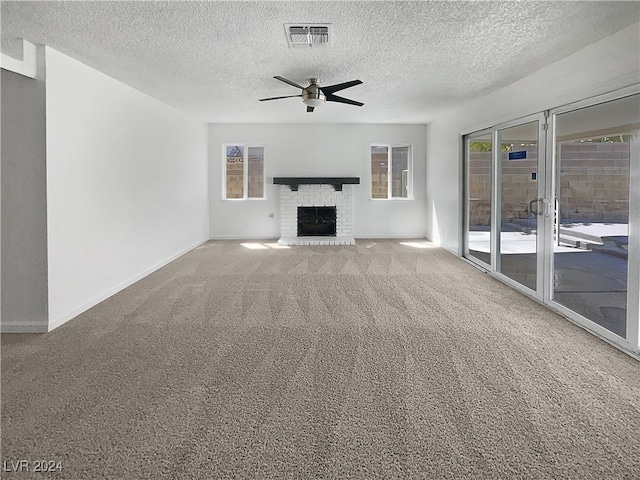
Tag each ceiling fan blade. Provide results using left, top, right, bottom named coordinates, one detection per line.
left=320, top=79, right=363, bottom=95
left=307, top=106, right=314, bottom=113
left=259, top=95, right=303, bottom=102
left=274, top=76, right=305, bottom=89
left=325, top=93, right=364, bottom=107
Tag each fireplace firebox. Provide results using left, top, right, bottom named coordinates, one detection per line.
left=297, top=206, right=337, bottom=237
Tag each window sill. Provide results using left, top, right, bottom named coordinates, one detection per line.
left=222, top=197, right=267, bottom=201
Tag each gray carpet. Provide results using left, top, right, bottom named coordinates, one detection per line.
left=2, top=239, right=639, bottom=479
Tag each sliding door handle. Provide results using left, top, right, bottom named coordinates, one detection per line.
left=529, top=199, right=540, bottom=215
left=530, top=198, right=551, bottom=216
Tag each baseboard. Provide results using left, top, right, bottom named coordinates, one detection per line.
left=46, top=238, right=208, bottom=333
left=1, top=322, right=49, bottom=334
left=442, top=245, right=459, bottom=256
left=354, top=234, right=429, bottom=239
left=210, top=234, right=430, bottom=241
left=209, top=234, right=279, bottom=240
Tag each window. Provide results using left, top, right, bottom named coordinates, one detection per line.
left=370, top=145, right=412, bottom=199
left=224, top=145, right=264, bottom=199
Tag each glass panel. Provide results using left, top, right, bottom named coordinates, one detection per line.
left=371, top=146, right=388, bottom=199
left=466, top=133, right=492, bottom=265
left=247, top=147, right=264, bottom=198
left=498, top=122, right=539, bottom=290
left=553, top=94, right=639, bottom=338
left=391, top=146, right=410, bottom=198
left=225, top=145, right=244, bottom=199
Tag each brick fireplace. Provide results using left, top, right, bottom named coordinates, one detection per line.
left=274, top=177, right=359, bottom=246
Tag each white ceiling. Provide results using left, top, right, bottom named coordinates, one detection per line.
left=2, top=1, right=639, bottom=124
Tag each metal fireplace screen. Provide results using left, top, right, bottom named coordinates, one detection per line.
left=297, top=206, right=337, bottom=236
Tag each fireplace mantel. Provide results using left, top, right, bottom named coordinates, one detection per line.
left=273, top=177, right=360, bottom=192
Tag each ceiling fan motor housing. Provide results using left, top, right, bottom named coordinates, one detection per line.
left=303, top=79, right=326, bottom=107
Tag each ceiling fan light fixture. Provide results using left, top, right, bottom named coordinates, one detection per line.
left=303, top=97, right=325, bottom=107
left=302, top=78, right=326, bottom=107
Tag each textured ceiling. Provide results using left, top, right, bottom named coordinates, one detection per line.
left=2, top=1, right=639, bottom=124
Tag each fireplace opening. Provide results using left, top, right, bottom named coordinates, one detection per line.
left=297, top=206, right=337, bottom=236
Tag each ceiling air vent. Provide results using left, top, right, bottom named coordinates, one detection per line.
left=285, top=24, right=332, bottom=48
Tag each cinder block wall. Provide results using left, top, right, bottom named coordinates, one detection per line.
left=558, top=143, right=630, bottom=222
left=371, top=151, right=388, bottom=198
left=468, top=142, right=630, bottom=226
left=225, top=156, right=244, bottom=198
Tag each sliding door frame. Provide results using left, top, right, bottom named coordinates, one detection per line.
left=463, top=113, right=547, bottom=301
left=493, top=113, right=547, bottom=301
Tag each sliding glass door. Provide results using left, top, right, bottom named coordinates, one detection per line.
left=497, top=120, right=543, bottom=292
left=550, top=93, right=639, bottom=340
left=463, top=88, right=640, bottom=354
left=465, top=131, right=492, bottom=267
left=465, top=115, right=546, bottom=296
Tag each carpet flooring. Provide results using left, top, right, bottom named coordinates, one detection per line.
left=2, top=239, right=639, bottom=479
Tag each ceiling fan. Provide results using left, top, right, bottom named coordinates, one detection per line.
left=259, top=76, right=364, bottom=112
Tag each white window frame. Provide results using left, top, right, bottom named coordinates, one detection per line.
left=370, top=144, right=413, bottom=200
left=223, top=144, right=266, bottom=200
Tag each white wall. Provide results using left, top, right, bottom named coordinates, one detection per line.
left=427, top=23, right=640, bottom=255
left=45, top=47, right=209, bottom=329
left=1, top=47, right=48, bottom=332
left=209, top=123, right=427, bottom=239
